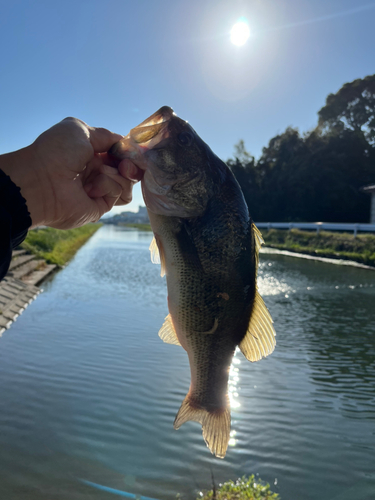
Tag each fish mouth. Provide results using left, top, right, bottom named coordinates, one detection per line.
left=108, top=106, right=176, bottom=167
left=135, top=105, right=175, bottom=128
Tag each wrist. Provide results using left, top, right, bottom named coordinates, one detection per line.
left=0, top=145, right=49, bottom=228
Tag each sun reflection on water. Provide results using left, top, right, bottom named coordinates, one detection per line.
left=228, top=349, right=242, bottom=447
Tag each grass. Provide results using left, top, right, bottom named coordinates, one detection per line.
left=261, top=228, right=375, bottom=267
left=20, top=224, right=102, bottom=266
left=197, top=475, right=279, bottom=500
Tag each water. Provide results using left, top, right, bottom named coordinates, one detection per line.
left=0, top=225, right=374, bottom=500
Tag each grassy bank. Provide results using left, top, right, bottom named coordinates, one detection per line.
left=21, top=224, right=102, bottom=266
left=261, top=228, right=375, bottom=267
left=198, top=475, right=279, bottom=500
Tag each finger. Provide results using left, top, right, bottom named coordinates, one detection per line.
left=114, top=186, right=133, bottom=205
left=81, top=155, right=104, bottom=186
left=84, top=173, right=122, bottom=201
left=96, top=164, right=135, bottom=205
left=97, top=152, right=122, bottom=169
left=83, top=153, right=125, bottom=182
left=118, top=159, right=144, bottom=182
left=88, top=126, right=123, bottom=154
left=90, top=158, right=143, bottom=182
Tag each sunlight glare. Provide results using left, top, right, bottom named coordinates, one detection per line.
left=230, top=20, right=250, bottom=46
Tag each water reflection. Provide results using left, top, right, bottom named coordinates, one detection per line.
left=258, top=263, right=294, bottom=297
left=228, top=352, right=241, bottom=447
left=0, top=227, right=374, bottom=500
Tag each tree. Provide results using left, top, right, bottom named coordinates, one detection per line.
left=229, top=129, right=374, bottom=223
left=227, top=141, right=263, bottom=220
left=318, top=74, right=375, bottom=145
left=228, top=74, right=375, bottom=223
left=255, top=128, right=310, bottom=221
left=232, top=139, right=253, bottom=164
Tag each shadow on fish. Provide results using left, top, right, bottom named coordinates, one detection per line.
left=109, top=106, right=276, bottom=458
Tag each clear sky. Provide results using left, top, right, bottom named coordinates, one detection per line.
left=1, top=0, right=374, bottom=214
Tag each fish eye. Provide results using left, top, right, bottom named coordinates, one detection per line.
left=177, top=131, right=193, bottom=146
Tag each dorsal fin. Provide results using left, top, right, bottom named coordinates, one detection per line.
left=149, top=236, right=166, bottom=277
left=158, top=314, right=181, bottom=346
left=239, top=290, right=276, bottom=362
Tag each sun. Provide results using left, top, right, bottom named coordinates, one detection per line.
left=230, top=20, right=250, bottom=46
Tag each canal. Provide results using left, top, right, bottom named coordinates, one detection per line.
left=0, top=225, right=374, bottom=499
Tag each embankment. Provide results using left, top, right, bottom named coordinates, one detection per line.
left=0, top=224, right=102, bottom=335
left=262, top=228, right=375, bottom=268
left=21, top=223, right=102, bottom=266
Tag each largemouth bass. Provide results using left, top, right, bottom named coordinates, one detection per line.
left=109, top=106, right=275, bottom=458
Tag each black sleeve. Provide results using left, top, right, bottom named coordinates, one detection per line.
left=0, top=169, right=32, bottom=281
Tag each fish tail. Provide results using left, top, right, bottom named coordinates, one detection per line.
left=173, top=396, right=231, bottom=459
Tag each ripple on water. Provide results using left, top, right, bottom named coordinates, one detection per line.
left=0, top=227, right=375, bottom=500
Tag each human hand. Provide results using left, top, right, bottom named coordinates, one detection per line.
left=0, top=118, right=143, bottom=229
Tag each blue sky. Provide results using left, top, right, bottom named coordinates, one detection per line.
left=1, top=0, right=374, bottom=213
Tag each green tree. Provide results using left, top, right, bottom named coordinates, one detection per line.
left=229, top=75, right=375, bottom=223
left=229, top=129, right=374, bottom=223
left=318, top=74, right=375, bottom=145
left=303, top=129, right=374, bottom=222
left=233, top=139, right=253, bottom=164
left=227, top=141, right=263, bottom=220
left=256, top=128, right=308, bottom=221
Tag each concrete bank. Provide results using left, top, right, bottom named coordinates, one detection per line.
left=261, top=247, right=375, bottom=270
left=0, top=249, right=57, bottom=336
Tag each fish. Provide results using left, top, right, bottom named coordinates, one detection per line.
left=109, top=106, right=276, bottom=458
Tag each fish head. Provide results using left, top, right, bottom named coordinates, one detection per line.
left=109, top=106, right=226, bottom=217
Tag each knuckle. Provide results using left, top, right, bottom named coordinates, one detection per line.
left=62, top=116, right=79, bottom=124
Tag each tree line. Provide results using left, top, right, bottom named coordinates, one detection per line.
left=228, top=74, right=375, bottom=223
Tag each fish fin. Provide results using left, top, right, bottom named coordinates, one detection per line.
left=149, top=236, right=166, bottom=277
left=149, top=236, right=160, bottom=264
left=239, top=290, right=276, bottom=362
left=158, top=314, right=181, bottom=346
left=252, top=222, right=264, bottom=272
left=174, top=396, right=231, bottom=459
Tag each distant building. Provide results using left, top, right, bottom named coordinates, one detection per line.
left=101, top=205, right=149, bottom=225
left=363, top=185, right=375, bottom=223
left=137, top=206, right=148, bottom=218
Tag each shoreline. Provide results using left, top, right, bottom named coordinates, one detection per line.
left=261, top=247, right=375, bottom=270
left=0, top=224, right=101, bottom=336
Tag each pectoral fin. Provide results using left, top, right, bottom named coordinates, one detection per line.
left=239, top=290, right=276, bottom=362
left=158, top=314, right=181, bottom=346
left=149, top=236, right=166, bottom=277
